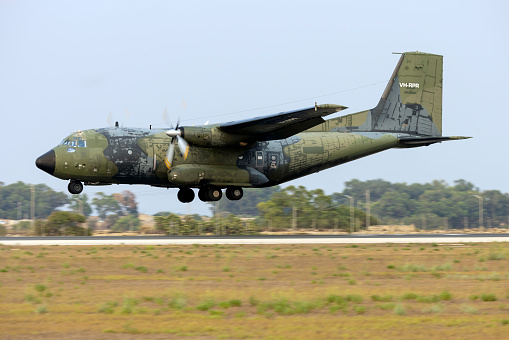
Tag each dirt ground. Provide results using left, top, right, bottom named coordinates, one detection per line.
left=1, top=242, right=508, bottom=339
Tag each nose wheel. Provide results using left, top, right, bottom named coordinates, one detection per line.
left=68, top=180, right=83, bottom=195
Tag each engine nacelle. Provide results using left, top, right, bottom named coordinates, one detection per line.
left=180, top=126, right=248, bottom=148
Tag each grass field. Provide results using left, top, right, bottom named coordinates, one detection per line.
left=1, top=242, right=509, bottom=339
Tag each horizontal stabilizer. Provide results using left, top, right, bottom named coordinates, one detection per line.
left=398, top=136, right=471, bottom=148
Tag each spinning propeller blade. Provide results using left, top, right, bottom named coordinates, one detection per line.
left=164, top=116, right=190, bottom=169
left=164, top=142, right=175, bottom=169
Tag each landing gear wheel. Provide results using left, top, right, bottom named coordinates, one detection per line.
left=177, top=187, right=195, bottom=203
left=198, top=189, right=208, bottom=202
left=207, top=187, right=222, bottom=201
left=198, top=187, right=222, bottom=201
left=68, top=180, right=83, bottom=195
left=226, top=187, right=243, bottom=200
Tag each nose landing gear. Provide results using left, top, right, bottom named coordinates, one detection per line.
left=68, top=180, right=84, bottom=195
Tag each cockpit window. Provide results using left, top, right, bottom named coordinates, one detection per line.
left=61, top=136, right=86, bottom=147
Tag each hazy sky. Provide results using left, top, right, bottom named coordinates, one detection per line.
left=1, top=1, right=508, bottom=216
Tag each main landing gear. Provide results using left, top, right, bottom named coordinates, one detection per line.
left=177, top=187, right=195, bottom=203
left=68, top=180, right=83, bottom=195
left=225, top=187, right=243, bottom=200
left=176, top=186, right=243, bottom=203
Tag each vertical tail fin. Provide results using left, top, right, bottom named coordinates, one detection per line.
left=372, top=52, right=443, bottom=136
left=315, top=52, right=443, bottom=137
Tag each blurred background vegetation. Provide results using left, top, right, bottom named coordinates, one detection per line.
left=1, top=178, right=508, bottom=235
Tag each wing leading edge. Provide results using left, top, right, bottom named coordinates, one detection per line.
left=218, top=104, right=347, bottom=141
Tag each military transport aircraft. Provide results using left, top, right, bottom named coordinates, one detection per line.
left=36, top=52, right=469, bottom=203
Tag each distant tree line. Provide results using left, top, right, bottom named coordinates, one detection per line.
left=208, top=179, right=509, bottom=231
left=210, top=186, right=280, bottom=216
left=257, top=185, right=378, bottom=231
left=0, top=181, right=140, bottom=231
left=0, top=181, right=67, bottom=219
left=339, top=179, right=509, bottom=230
left=154, top=214, right=258, bottom=235
left=3, top=178, right=509, bottom=233
left=33, top=211, right=91, bottom=236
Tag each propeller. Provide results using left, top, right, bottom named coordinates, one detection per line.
left=164, top=118, right=190, bottom=170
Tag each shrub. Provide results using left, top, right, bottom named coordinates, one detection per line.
left=439, top=290, right=453, bottom=301
left=249, top=296, right=259, bottom=306
left=371, top=294, right=393, bottom=302
left=422, top=303, right=444, bottom=314
left=460, top=304, right=478, bottom=314
left=377, top=303, right=395, bottom=310
left=481, top=293, right=497, bottom=302
left=401, top=293, right=418, bottom=300
left=34, top=284, right=47, bottom=293
left=168, top=294, right=187, bottom=310
left=417, top=295, right=440, bottom=303
left=354, top=306, right=367, bottom=314
left=326, top=295, right=346, bottom=304
left=196, top=299, right=216, bottom=311
left=346, top=295, right=362, bottom=303
left=98, top=301, right=118, bottom=314
left=399, top=264, right=428, bottom=272
left=36, top=305, right=48, bottom=314
left=393, top=303, right=406, bottom=316
left=487, top=253, right=506, bottom=260
left=228, top=299, right=242, bottom=307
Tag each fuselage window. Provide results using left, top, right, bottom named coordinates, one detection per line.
left=78, top=140, right=87, bottom=147
left=256, top=151, right=263, bottom=167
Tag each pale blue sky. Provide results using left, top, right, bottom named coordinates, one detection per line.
left=1, top=1, right=507, bottom=215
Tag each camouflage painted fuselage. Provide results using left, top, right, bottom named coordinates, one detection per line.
left=51, top=127, right=399, bottom=188
left=38, top=52, right=469, bottom=198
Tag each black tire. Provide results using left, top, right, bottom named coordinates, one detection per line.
left=68, top=181, right=83, bottom=195
left=177, top=188, right=195, bottom=203
left=207, top=187, right=222, bottom=201
left=198, top=189, right=208, bottom=202
left=198, top=187, right=222, bottom=201
left=226, top=187, right=243, bottom=200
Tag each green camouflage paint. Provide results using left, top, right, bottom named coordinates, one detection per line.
left=36, top=52, right=469, bottom=202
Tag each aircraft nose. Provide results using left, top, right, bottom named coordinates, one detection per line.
left=36, top=150, right=56, bottom=175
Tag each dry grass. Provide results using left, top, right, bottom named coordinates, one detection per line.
left=1, top=242, right=509, bottom=339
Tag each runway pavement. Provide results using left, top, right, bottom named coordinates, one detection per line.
left=1, top=234, right=508, bottom=246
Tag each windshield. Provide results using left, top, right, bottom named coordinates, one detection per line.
left=60, top=136, right=86, bottom=147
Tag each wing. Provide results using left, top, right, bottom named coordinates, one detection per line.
left=218, top=104, right=347, bottom=141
